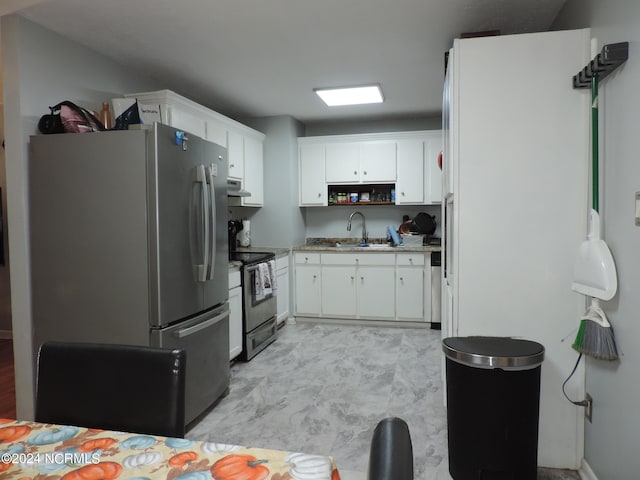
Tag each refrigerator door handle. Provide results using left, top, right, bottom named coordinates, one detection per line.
left=172, top=309, right=229, bottom=339
left=206, top=163, right=217, bottom=281
left=196, top=165, right=209, bottom=282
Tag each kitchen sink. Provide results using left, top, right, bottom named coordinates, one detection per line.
left=329, top=243, right=394, bottom=250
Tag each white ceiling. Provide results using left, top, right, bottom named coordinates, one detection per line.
left=11, top=0, right=568, bottom=124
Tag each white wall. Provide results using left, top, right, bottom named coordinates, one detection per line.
left=304, top=204, right=440, bottom=241
left=2, top=14, right=163, bottom=419
left=233, top=115, right=306, bottom=248
left=552, top=3, right=640, bottom=479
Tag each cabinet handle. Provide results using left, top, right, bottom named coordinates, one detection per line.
left=230, top=164, right=235, bottom=168
left=305, top=257, right=308, bottom=262
left=318, top=192, right=322, bottom=197
left=400, top=276, right=404, bottom=282
left=401, top=191, right=405, bottom=196
left=354, top=171, right=358, bottom=175
left=363, top=171, right=367, bottom=175
left=350, top=276, right=354, bottom=280
left=313, top=275, right=317, bottom=279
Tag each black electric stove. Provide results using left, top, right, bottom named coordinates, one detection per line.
left=230, top=251, right=275, bottom=266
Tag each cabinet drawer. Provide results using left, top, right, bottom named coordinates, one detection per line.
left=397, top=253, right=425, bottom=266
left=229, top=269, right=241, bottom=289
left=294, top=252, right=321, bottom=264
left=321, top=253, right=395, bottom=266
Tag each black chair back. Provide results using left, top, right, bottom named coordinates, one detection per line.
left=368, top=417, right=414, bottom=480
left=35, top=341, right=186, bottom=437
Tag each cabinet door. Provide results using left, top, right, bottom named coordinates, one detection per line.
left=358, top=266, right=395, bottom=319
left=396, top=267, right=425, bottom=321
left=166, top=106, right=207, bottom=138
left=206, top=120, right=227, bottom=148
left=321, top=265, right=357, bottom=317
left=242, top=135, right=264, bottom=206
left=426, top=133, right=443, bottom=203
left=227, top=129, right=244, bottom=180
left=325, top=143, right=359, bottom=183
left=360, top=141, right=397, bottom=182
left=276, top=264, right=289, bottom=324
left=299, top=144, right=327, bottom=206
left=396, top=139, right=425, bottom=204
left=294, top=264, right=322, bottom=316
left=228, top=285, right=243, bottom=360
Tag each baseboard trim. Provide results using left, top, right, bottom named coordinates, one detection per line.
left=293, top=316, right=430, bottom=329
left=0, top=330, right=12, bottom=340
left=579, top=459, right=598, bottom=480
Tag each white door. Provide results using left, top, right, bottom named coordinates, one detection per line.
left=227, top=130, right=244, bottom=180
left=325, top=143, right=359, bottom=183
left=358, top=266, right=395, bottom=318
left=242, top=135, right=264, bottom=206
left=228, top=285, right=243, bottom=360
left=397, top=267, right=425, bottom=320
left=299, top=144, right=327, bottom=206
left=321, top=265, right=357, bottom=317
left=396, top=139, right=425, bottom=204
left=360, top=141, right=397, bottom=182
left=294, top=265, right=322, bottom=315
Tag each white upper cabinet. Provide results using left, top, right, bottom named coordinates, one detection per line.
left=325, top=141, right=396, bottom=183
left=124, top=90, right=265, bottom=206
left=396, top=132, right=442, bottom=205
left=360, top=141, right=397, bottom=182
left=226, top=129, right=244, bottom=181
left=325, top=143, right=360, bottom=183
left=396, top=139, right=425, bottom=204
left=242, top=134, right=264, bottom=207
left=299, top=144, right=327, bottom=206
left=165, top=107, right=206, bottom=138
left=298, top=131, right=441, bottom=206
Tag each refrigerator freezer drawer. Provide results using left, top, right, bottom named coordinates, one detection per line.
left=151, top=304, right=230, bottom=426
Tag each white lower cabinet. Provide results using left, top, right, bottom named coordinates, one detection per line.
left=275, top=255, right=290, bottom=324
left=396, top=254, right=429, bottom=321
left=228, top=268, right=243, bottom=360
left=321, top=265, right=357, bottom=316
left=294, top=251, right=430, bottom=322
left=294, top=253, right=322, bottom=316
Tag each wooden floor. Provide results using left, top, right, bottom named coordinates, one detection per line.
left=0, top=339, right=16, bottom=419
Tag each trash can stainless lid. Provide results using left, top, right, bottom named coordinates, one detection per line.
left=443, top=336, right=545, bottom=369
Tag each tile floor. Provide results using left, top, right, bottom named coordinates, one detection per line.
left=187, top=322, right=580, bottom=480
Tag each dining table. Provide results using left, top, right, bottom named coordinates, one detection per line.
left=0, top=419, right=340, bottom=480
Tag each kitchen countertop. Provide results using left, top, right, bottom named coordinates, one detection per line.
left=293, top=237, right=441, bottom=253
left=293, top=244, right=440, bottom=253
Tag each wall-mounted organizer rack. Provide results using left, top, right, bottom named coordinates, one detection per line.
left=573, top=42, right=629, bottom=88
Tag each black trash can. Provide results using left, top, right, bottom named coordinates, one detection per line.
left=443, top=336, right=545, bottom=480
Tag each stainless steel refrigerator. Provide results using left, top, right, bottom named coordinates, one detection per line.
left=29, top=123, right=229, bottom=426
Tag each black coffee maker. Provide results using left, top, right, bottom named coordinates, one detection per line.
left=228, top=220, right=243, bottom=254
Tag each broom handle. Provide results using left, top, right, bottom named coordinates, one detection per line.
left=592, top=74, right=599, bottom=213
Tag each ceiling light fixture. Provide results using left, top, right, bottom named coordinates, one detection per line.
left=314, top=84, right=384, bottom=107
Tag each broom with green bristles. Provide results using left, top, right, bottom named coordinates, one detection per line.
left=571, top=72, right=620, bottom=361
left=572, top=297, right=619, bottom=361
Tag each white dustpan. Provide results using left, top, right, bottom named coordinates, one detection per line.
left=572, top=209, right=617, bottom=300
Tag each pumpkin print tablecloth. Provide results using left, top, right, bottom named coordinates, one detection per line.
left=0, top=419, right=340, bottom=480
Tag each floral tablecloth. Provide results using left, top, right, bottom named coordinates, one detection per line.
left=0, top=419, right=340, bottom=480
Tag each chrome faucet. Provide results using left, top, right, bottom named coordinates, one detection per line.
left=347, top=211, right=368, bottom=245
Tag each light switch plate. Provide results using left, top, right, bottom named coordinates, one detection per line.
left=636, top=192, right=640, bottom=226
